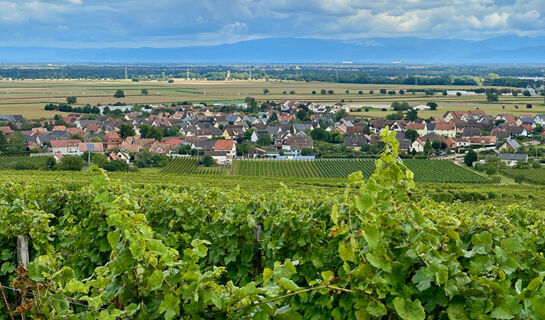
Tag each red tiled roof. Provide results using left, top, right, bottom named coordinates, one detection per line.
left=214, top=140, right=234, bottom=151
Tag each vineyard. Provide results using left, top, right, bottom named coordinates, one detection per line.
left=161, top=157, right=228, bottom=175
left=232, top=158, right=490, bottom=183
left=0, top=130, right=544, bottom=319
left=0, top=156, right=51, bottom=170
left=162, top=157, right=490, bottom=183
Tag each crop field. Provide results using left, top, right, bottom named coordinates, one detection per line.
left=500, top=168, right=545, bottom=185
left=161, top=157, right=228, bottom=175
left=233, top=158, right=490, bottom=183
left=0, top=155, right=50, bottom=169
left=1, top=79, right=544, bottom=119
left=160, top=157, right=490, bottom=183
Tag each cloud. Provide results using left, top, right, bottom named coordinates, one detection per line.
left=0, top=0, right=543, bottom=47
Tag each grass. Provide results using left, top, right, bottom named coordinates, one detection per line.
left=1, top=79, right=544, bottom=119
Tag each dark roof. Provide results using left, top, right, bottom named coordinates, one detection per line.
left=462, top=127, right=481, bottom=137
left=497, top=153, right=528, bottom=161
left=344, top=135, right=368, bottom=147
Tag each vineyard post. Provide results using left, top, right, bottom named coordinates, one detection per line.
left=16, top=235, right=29, bottom=267
left=252, top=222, right=263, bottom=279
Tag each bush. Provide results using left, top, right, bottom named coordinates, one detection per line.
left=102, top=160, right=131, bottom=172
left=57, top=156, right=85, bottom=171
left=514, top=174, right=525, bottom=184
left=201, top=155, right=215, bottom=167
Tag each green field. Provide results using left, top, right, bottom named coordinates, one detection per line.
left=500, top=168, right=545, bottom=185
left=1, top=142, right=545, bottom=319
left=1, top=79, right=544, bottom=119
left=162, top=157, right=490, bottom=183
left=0, top=155, right=50, bottom=169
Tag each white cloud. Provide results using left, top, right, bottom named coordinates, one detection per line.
left=0, top=0, right=544, bottom=47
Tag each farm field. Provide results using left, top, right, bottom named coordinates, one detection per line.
left=0, top=79, right=544, bottom=119
left=0, top=155, right=50, bottom=170
left=161, top=157, right=490, bottom=183
left=2, top=154, right=545, bottom=318
left=0, top=166, right=542, bottom=208
left=500, top=168, right=545, bottom=185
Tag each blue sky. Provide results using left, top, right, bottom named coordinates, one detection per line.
left=0, top=0, right=543, bottom=48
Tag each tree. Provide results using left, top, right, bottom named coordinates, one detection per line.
left=119, top=124, right=136, bottom=139
left=141, top=89, right=149, bottom=95
left=168, top=79, right=174, bottom=83
left=327, top=90, right=334, bottom=95
left=201, top=155, right=215, bottom=167
left=71, top=134, right=84, bottom=141
left=522, top=90, right=531, bottom=97
left=514, top=174, right=525, bottom=184
left=486, top=91, right=499, bottom=102
left=7, top=132, right=26, bottom=154
left=289, top=90, right=296, bottom=95
left=0, top=131, right=7, bottom=152
left=263, top=88, right=270, bottom=94
left=335, top=110, right=347, bottom=121
left=456, top=92, right=462, bottom=97
left=257, top=134, right=272, bottom=146
left=424, top=89, right=435, bottom=96
left=379, top=89, right=386, bottom=94
left=424, top=139, right=432, bottom=158
left=405, top=129, right=419, bottom=143
left=102, top=160, right=131, bottom=172
left=66, top=96, right=77, bottom=104
left=464, top=149, right=477, bottom=167
left=431, top=139, right=442, bottom=150
left=358, top=90, right=363, bottom=94
left=57, top=155, right=85, bottom=171
left=311, top=90, right=316, bottom=95
left=527, top=104, right=533, bottom=109
left=320, top=89, right=326, bottom=95
left=90, top=137, right=102, bottom=143
left=91, top=153, right=108, bottom=167
left=268, top=112, right=278, bottom=124
left=426, top=102, right=438, bottom=110
left=369, top=90, right=374, bottom=94
left=114, top=90, right=125, bottom=98
left=296, top=109, right=311, bottom=121
left=310, top=128, right=330, bottom=142
left=345, top=90, right=349, bottom=94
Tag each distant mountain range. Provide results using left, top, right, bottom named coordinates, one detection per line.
left=0, top=36, right=544, bottom=64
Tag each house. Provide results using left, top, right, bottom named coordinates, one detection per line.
left=149, top=141, right=171, bottom=154
left=344, top=135, right=368, bottom=151
left=222, top=126, right=245, bottom=140
left=495, top=114, right=516, bottom=125
left=434, top=123, right=456, bottom=138
left=405, top=122, right=427, bottom=136
left=103, top=132, right=122, bottom=151
left=117, top=149, right=131, bottom=164
left=497, top=139, right=521, bottom=152
left=78, top=142, right=104, bottom=153
left=213, top=140, right=236, bottom=157
left=462, top=127, right=481, bottom=137
left=413, top=104, right=430, bottom=111
left=497, top=153, right=528, bottom=167
left=469, top=136, right=497, bottom=146
left=282, top=136, right=314, bottom=155
left=50, top=139, right=81, bottom=155
left=0, top=126, right=14, bottom=135
left=248, top=147, right=267, bottom=158
left=534, top=114, right=545, bottom=126
left=191, top=140, right=215, bottom=151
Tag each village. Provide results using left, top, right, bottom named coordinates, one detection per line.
left=0, top=98, right=542, bottom=170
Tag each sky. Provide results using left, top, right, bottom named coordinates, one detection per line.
left=0, top=0, right=544, bottom=48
